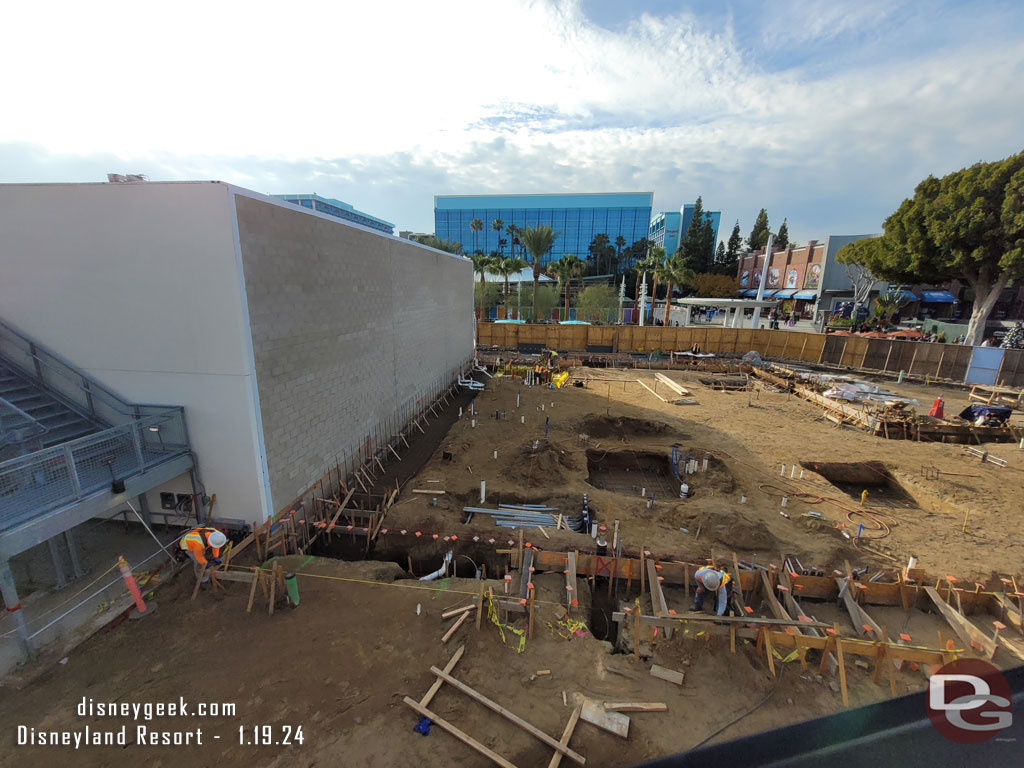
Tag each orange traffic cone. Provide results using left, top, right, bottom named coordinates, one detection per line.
left=928, top=395, right=944, bottom=419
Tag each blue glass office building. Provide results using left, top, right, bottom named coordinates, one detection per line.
left=273, top=193, right=394, bottom=235
left=434, top=192, right=653, bottom=268
left=649, top=204, right=722, bottom=257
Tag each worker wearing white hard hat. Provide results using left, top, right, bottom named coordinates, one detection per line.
left=179, top=527, right=227, bottom=583
left=693, top=565, right=732, bottom=616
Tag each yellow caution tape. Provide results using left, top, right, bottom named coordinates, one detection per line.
left=486, top=594, right=526, bottom=653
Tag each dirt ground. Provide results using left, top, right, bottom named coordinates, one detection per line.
left=386, top=368, right=1024, bottom=581
left=0, top=555, right=902, bottom=768
left=1, top=364, right=1021, bottom=767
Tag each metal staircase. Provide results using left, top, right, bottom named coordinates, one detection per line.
left=0, top=317, right=195, bottom=540
left=0, top=363, right=100, bottom=454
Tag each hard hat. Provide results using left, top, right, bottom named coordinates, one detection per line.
left=208, top=531, right=227, bottom=549
left=699, top=569, right=723, bottom=591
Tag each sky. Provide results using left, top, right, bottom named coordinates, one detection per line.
left=2, top=0, right=1023, bottom=246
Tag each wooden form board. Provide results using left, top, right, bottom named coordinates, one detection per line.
left=574, top=694, right=629, bottom=738
left=925, top=586, right=997, bottom=657
left=566, top=551, right=578, bottom=611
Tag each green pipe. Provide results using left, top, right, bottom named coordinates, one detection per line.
left=285, top=572, right=300, bottom=606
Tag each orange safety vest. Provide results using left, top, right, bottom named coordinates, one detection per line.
left=179, top=527, right=223, bottom=565
left=695, top=566, right=731, bottom=589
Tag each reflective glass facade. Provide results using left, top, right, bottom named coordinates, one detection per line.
left=649, top=204, right=723, bottom=257
left=435, top=192, right=653, bottom=268
left=273, top=193, right=394, bottom=234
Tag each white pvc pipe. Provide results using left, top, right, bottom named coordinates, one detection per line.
left=419, top=552, right=453, bottom=582
left=480, top=480, right=486, bottom=504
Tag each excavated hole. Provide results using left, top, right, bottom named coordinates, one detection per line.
left=800, top=460, right=918, bottom=508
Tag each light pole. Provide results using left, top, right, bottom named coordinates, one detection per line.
left=750, top=232, right=774, bottom=329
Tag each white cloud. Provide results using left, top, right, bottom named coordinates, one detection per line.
left=1, top=0, right=1022, bottom=243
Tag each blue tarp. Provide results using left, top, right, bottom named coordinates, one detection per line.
left=958, top=404, right=1012, bottom=425
left=921, top=290, right=956, bottom=303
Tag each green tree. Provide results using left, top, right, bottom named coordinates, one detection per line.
left=520, top=284, right=559, bottom=322
left=715, top=241, right=726, bottom=266
left=470, top=218, right=483, bottom=254
left=588, top=233, right=613, bottom=274
left=548, top=254, right=585, bottom=320
left=775, top=218, right=789, bottom=248
left=748, top=208, right=770, bottom=251
left=474, top=280, right=501, bottom=314
left=841, top=151, right=1024, bottom=345
left=646, top=245, right=667, bottom=323
left=469, top=252, right=496, bottom=319
left=576, top=284, right=617, bottom=323
left=678, top=197, right=707, bottom=272
left=520, top=224, right=560, bottom=320
left=661, top=257, right=696, bottom=325
left=629, top=237, right=650, bottom=271
left=506, top=223, right=519, bottom=260
left=413, top=235, right=462, bottom=254
left=614, top=235, right=627, bottom=273
left=491, top=218, right=505, bottom=256
left=872, top=288, right=911, bottom=325
left=495, top=256, right=529, bottom=305
left=694, top=272, right=739, bottom=298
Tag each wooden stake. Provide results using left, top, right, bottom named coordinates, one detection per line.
left=268, top=567, right=277, bottom=615
left=429, top=667, right=587, bottom=765
left=190, top=563, right=207, bottom=601
left=548, top=705, right=583, bottom=768
left=834, top=621, right=849, bottom=707
left=633, top=599, right=641, bottom=661
left=476, top=581, right=485, bottom=631
left=246, top=568, right=260, bottom=613
left=442, top=611, right=470, bottom=644
left=402, top=697, right=516, bottom=768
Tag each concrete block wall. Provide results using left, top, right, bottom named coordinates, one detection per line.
left=233, top=192, right=473, bottom=514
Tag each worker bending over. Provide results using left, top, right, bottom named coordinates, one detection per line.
left=693, top=565, right=731, bottom=616
left=179, top=527, right=227, bottom=583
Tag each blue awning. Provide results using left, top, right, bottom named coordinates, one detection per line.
left=793, top=290, right=817, bottom=300
left=896, top=290, right=918, bottom=302
left=774, top=289, right=797, bottom=299
left=921, top=290, right=956, bottom=303
left=742, top=289, right=759, bottom=297
left=761, top=289, right=779, bottom=298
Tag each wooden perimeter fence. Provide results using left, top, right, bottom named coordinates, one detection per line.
left=476, top=323, right=1024, bottom=388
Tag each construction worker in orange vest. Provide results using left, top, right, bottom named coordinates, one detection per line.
left=693, top=565, right=732, bottom=615
left=178, top=527, right=227, bottom=583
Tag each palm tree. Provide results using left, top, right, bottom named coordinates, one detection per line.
left=645, top=246, right=667, bottom=323
left=414, top=235, right=463, bottom=254
left=548, top=254, right=585, bottom=320
left=662, top=257, right=696, bottom=326
left=495, top=256, right=529, bottom=306
left=470, top=252, right=495, bottom=320
left=506, top=223, right=519, bottom=260
left=520, top=225, right=560, bottom=322
left=588, top=233, right=610, bottom=274
left=470, top=218, right=483, bottom=254
left=491, top=218, right=504, bottom=257
left=634, top=246, right=662, bottom=325
left=614, top=235, right=626, bottom=273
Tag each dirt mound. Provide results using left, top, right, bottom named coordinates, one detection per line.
left=579, top=415, right=677, bottom=439
left=676, top=508, right=780, bottom=552
left=502, top=441, right=582, bottom=484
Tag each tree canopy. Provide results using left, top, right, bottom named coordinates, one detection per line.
left=520, top=224, right=561, bottom=320
left=775, top=218, right=789, bottom=249
left=748, top=208, right=770, bottom=251
left=678, top=197, right=716, bottom=274
left=838, top=151, right=1024, bottom=345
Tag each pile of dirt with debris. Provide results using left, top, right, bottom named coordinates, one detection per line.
left=579, top=415, right=678, bottom=439
left=502, top=441, right=582, bottom=484
left=675, top=508, right=780, bottom=552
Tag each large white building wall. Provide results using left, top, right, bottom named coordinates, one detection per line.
left=0, top=182, right=271, bottom=524
left=232, top=191, right=474, bottom=514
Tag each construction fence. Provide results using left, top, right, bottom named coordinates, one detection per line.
left=476, top=323, right=1024, bottom=388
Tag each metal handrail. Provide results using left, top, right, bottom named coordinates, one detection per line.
left=0, top=317, right=137, bottom=417
left=0, top=406, right=189, bottom=529
left=0, top=397, right=48, bottom=442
